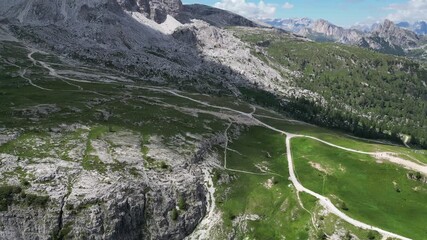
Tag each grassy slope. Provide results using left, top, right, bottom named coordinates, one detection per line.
left=256, top=115, right=427, bottom=164
left=215, top=126, right=386, bottom=239
left=215, top=126, right=313, bottom=239
left=232, top=28, right=427, bottom=148
left=0, top=41, right=232, bottom=182
left=2, top=40, right=426, bottom=239
left=292, top=137, right=427, bottom=239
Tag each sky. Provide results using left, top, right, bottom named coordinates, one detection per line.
left=182, top=0, right=427, bottom=27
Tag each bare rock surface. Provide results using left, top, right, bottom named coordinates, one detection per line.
left=0, top=126, right=212, bottom=240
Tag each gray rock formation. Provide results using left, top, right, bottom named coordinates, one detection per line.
left=0, top=3, right=319, bottom=238
left=0, top=127, right=209, bottom=240
left=388, top=21, right=427, bottom=36
left=176, top=4, right=258, bottom=28
left=263, top=17, right=422, bottom=54
left=261, top=18, right=312, bottom=33
left=371, top=19, right=420, bottom=48
left=0, top=0, right=181, bottom=24
left=117, top=0, right=182, bottom=23
left=308, top=19, right=364, bottom=44
left=0, top=0, right=276, bottom=95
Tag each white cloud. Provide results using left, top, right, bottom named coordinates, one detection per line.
left=282, top=2, right=294, bottom=9
left=385, top=0, right=427, bottom=22
left=214, top=0, right=276, bottom=19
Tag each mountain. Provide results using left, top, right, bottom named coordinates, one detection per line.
left=262, top=17, right=313, bottom=32
left=263, top=17, right=423, bottom=55
left=307, top=19, right=364, bottom=44
left=372, top=19, right=419, bottom=48
left=1, top=0, right=286, bottom=94
left=0, top=1, right=294, bottom=239
left=176, top=4, right=259, bottom=28
left=397, top=21, right=427, bottom=35
left=1, top=1, right=427, bottom=240
left=264, top=18, right=366, bottom=44
left=351, top=23, right=379, bottom=33
left=0, top=0, right=183, bottom=24
left=353, top=21, right=427, bottom=36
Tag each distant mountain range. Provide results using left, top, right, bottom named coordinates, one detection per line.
left=352, top=21, right=427, bottom=36
left=264, top=18, right=427, bottom=36
left=263, top=18, right=313, bottom=33
left=396, top=21, right=427, bottom=35
left=262, top=18, right=425, bottom=55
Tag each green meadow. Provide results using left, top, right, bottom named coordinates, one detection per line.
left=291, top=137, right=427, bottom=239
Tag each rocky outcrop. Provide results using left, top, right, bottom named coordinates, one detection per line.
left=1, top=0, right=290, bottom=97
left=0, top=127, right=208, bottom=240
left=309, top=19, right=364, bottom=44
left=0, top=0, right=181, bottom=24
left=371, top=19, right=420, bottom=48
left=0, top=0, right=311, bottom=104
left=117, top=0, right=182, bottom=23
left=173, top=21, right=307, bottom=98
left=176, top=4, right=258, bottom=28
left=262, top=18, right=312, bottom=33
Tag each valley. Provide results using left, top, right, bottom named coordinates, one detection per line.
left=0, top=0, right=427, bottom=239
left=0, top=39, right=426, bottom=239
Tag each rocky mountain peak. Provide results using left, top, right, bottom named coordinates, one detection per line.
left=310, top=19, right=362, bottom=43
left=261, top=17, right=313, bottom=32
left=313, top=19, right=341, bottom=32
left=0, top=0, right=183, bottom=24
left=264, top=17, right=422, bottom=53
left=117, top=0, right=182, bottom=23
left=314, top=19, right=330, bottom=25
left=383, top=19, right=394, bottom=29
left=373, top=19, right=419, bottom=48
left=397, top=20, right=427, bottom=35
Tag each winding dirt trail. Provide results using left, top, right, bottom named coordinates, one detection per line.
left=166, top=90, right=414, bottom=240
left=8, top=50, right=416, bottom=238
left=27, top=48, right=84, bottom=90
left=222, top=121, right=279, bottom=176
left=298, top=135, right=427, bottom=175
left=37, top=60, right=84, bottom=90
left=168, top=89, right=426, bottom=174
left=286, top=135, right=411, bottom=240
left=24, top=48, right=110, bottom=97
left=19, top=50, right=53, bottom=91
left=20, top=67, right=52, bottom=91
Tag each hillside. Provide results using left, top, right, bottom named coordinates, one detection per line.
left=264, top=18, right=426, bottom=57
left=1, top=38, right=426, bottom=240
left=0, top=1, right=427, bottom=240
left=232, top=27, right=427, bottom=148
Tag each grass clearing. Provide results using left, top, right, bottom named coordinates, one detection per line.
left=292, top=137, right=427, bottom=239
left=1, top=38, right=426, bottom=239
left=215, top=126, right=315, bottom=239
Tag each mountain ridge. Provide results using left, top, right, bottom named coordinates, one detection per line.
left=1, top=1, right=427, bottom=240
left=262, top=17, right=425, bottom=56
left=396, top=21, right=427, bottom=35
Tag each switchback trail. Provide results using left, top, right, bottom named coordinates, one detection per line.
left=286, top=135, right=411, bottom=240
left=166, top=89, right=413, bottom=240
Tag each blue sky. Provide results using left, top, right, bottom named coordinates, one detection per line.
left=182, top=0, right=427, bottom=27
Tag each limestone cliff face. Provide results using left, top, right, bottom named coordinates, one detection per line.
left=0, top=128, right=208, bottom=240
left=372, top=19, right=420, bottom=48
left=0, top=0, right=182, bottom=24
left=117, top=0, right=182, bottom=23
left=310, top=19, right=364, bottom=44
